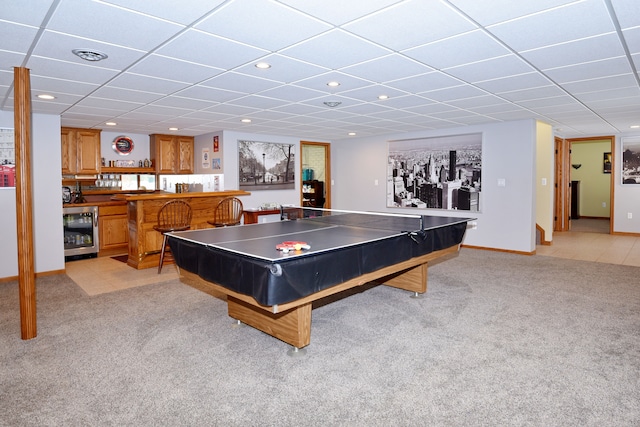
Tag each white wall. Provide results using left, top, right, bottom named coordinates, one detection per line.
left=614, top=134, right=640, bottom=233
left=0, top=111, right=64, bottom=278
left=331, top=119, right=540, bottom=253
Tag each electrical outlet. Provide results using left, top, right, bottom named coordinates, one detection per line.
left=602, top=202, right=606, bottom=208
left=628, top=212, right=633, bottom=219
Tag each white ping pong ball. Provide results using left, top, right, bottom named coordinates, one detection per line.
left=282, top=248, right=289, bottom=253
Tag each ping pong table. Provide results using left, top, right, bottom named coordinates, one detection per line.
left=167, top=208, right=471, bottom=351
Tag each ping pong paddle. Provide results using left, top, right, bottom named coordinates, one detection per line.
left=276, top=241, right=310, bottom=253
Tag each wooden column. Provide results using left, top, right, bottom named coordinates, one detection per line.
left=14, top=66, right=36, bottom=340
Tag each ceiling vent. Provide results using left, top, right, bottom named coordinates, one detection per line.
left=72, top=49, right=108, bottom=62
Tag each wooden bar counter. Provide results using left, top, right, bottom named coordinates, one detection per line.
left=112, top=190, right=250, bottom=269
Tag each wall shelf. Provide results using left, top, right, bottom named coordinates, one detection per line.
left=100, top=167, right=155, bottom=174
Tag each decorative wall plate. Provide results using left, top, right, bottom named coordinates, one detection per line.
left=112, top=135, right=134, bottom=155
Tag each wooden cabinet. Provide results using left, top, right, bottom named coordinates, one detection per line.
left=61, top=127, right=101, bottom=175
left=150, top=134, right=194, bottom=174
left=302, top=180, right=325, bottom=208
left=98, top=204, right=128, bottom=255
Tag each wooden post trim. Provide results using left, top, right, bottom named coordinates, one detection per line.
left=14, top=66, right=37, bottom=340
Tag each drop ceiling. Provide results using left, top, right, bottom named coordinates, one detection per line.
left=1, top=0, right=640, bottom=140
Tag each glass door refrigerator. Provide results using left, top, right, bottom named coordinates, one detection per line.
left=62, top=205, right=99, bottom=260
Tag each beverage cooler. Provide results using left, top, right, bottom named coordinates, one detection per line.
left=63, top=206, right=99, bottom=259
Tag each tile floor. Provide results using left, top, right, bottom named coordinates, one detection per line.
left=536, top=219, right=640, bottom=267
left=65, top=255, right=178, bottom=296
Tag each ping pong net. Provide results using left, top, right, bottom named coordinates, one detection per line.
left=279, top=206, right=428, bottom=233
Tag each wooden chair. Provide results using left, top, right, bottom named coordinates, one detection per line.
left=208, top=197, right=243, bottom=227
left=153, top=200, right=192, bottom=274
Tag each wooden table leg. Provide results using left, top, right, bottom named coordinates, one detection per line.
left=227, top=296, right=312, bottom=349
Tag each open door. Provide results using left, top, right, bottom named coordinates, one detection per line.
left=300, top=141, right=331, bottom=209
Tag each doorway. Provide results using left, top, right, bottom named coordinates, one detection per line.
left=555, top=136, right=614, bottom=234
left=300, top=141, right=331, bottom=209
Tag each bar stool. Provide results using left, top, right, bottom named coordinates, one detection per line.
left=208, top=197, right=243, bottom=227
left=154, top=200, right=192, bottom=273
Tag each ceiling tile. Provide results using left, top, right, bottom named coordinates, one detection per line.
left=448, top=0, right=578, bottom=26
left=341, top=54, right=434, bottom=83
left=156, top=29, right=268, bottom=70
left=0, top=20, right=40, bottom=54
left=277, top=0, right=401, bottom=26
left=47, top=0, right=184, bottom=50
left=419, top=84, right=488, bottom=102
left=499, top=85, right=567, bottom=102
left=404, top=30, right=510, bottom=70
left=33, top=30, right=147, bottom=71
left=386, top=71, right=462, bottom=93
left=623, top=27, right=640, bottom=55
left=544, top=57, right=634, bottom=83
left=233, top=54, right=329, bottom=84
left=344, top=0, right=476, bottom=51
left=280, top=29, right=390, bottom=69
left=562, top=74, right=639, bottom=94
left=444, top=54, right=535, bottom=83
left=174, top=85, right=245, bottom=103
left=108, top=73, right=190, bottom=94
left=520, top=33, right=626, bottom=70
left=196, top=0, right=331, bottom=51
left=474, top=73, right=552, bottom=93
left=100, top=0, right=226, bottom=25
left=25, top=57, right=118, bottom=85
left=200, top=72, right=282, bottom=95
left=488, top=0, right=615, bottom=52
left=128, top=55, right=224, bottom=84
left=609, top=0, right=640, bottom=29
left=256, top=85, right=326, bottom=103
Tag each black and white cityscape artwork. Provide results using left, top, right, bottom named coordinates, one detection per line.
left=238, top=140, right=295, bottom=191
left=387, top=133, right=482, bottom=211
left=622, top=137, right=640, bottom=184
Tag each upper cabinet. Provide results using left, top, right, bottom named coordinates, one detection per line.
left=150, top=134, right=194, bottom=174
left=61, top=127, right=101, bottom=175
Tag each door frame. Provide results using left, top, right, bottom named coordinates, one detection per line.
left=300, top=141, right=331, bottom=209
left=558, top=135, right=615, bottom=234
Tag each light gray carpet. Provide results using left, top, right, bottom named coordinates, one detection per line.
left=1, top=249, right=638, bottom=426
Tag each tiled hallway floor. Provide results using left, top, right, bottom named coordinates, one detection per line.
left=536, top=219, right=640, bottom=267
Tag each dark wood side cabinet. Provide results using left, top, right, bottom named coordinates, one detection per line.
left=302, top=180, right=325, bottom=208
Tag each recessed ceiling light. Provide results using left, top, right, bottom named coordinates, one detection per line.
left=255, top=62, right=271, bottom=69
left=378, top=95, right=389, bottom=100
left=241, top=119, right=252, bottom=123
left=630, top=125, right=640, bottom=129
left=37, top=94, right=55, bottom=100
left=323, top=101, right=341, bottom=108
left=72, top=49, right=108, bottom=62
left=327, top=81, right=340, bottom=87
left=348, top=132, right=356, bottom=136
left=168, top=127, right=179, bottom=131
left=105, top=122, right=117, bottom=126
